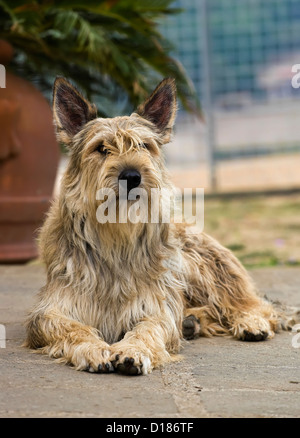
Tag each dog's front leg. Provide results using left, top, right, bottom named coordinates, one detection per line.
left=25, top=310, right=114, bottom=373
left=110, top=316, right=180, bottom=375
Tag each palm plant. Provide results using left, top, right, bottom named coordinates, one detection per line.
left=0, top=0, right=200, bottom=116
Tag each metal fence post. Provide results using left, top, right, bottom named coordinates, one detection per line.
left=200, top=0, right=217, bottom=191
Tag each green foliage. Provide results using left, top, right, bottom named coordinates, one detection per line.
left=0, top=0, right=200, bottom=116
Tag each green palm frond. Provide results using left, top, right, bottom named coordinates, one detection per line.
left=0, top=0, right=200, bottom=116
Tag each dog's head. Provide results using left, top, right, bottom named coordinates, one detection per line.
left=53, top=77, right=177, bottom=225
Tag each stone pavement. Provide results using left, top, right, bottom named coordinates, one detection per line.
left=0, top=264, right=299, bottom=418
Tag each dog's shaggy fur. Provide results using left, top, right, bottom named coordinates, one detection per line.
left=25, top=78, right=298, bottom=375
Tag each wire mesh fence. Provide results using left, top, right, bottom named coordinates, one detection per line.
left=162, top=0, right=300, bottom=191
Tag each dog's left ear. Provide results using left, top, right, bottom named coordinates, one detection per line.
left=53, top=77, right=97, bottom=147
left=136, top=78, right=177, bottom=142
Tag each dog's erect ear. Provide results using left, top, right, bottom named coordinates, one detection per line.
left=136, top=78, right=177, bottom=140
left=53, top=77, right=97, bottom=146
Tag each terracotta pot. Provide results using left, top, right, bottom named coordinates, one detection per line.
left=0, top=41, right=60, bottom=262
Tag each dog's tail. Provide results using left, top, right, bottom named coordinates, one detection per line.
left=264, top=295, right=300, bottom=331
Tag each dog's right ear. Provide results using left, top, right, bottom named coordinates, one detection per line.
left=53, top=77, right=97, bottom=146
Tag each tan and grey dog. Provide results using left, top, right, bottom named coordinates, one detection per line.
left=25, top=77, right=297, bottom=375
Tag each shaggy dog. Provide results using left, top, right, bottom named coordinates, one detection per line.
left=25, top=78, right=297, bottom=375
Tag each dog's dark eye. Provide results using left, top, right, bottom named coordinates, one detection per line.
left=140, top=143, right=149, bottom=150
left=95, top=144, right=109, bottom=155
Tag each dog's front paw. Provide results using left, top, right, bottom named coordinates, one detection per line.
left=74, top=345, right=114, bottom=373
left=110, top=350, right=152, bottom=376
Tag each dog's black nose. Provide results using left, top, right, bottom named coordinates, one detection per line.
left=118, top=169, right=141, bottom=192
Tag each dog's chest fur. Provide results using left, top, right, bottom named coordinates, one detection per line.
left=68, top=238, right=185, bottom=344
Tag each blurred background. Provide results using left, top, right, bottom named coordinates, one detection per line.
left=162, top=0, right=300, bottom=268
left=164, top=0, right=300, bottom=190
left=0, top=0, right=300, bottom=268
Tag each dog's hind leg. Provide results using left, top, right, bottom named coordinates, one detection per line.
left=183, top=296, right=278, bottom=342
left=179, top=228, right=280, bottom=341
left=183, top=306, right=230, bottom=339
left=25, top=309, right=114, bottom=373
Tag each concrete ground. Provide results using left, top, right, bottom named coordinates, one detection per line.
left=0, top=264, right=299, bottom=418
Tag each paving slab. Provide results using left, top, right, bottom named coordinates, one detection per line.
left=0, top=264, right=299, bottom=418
